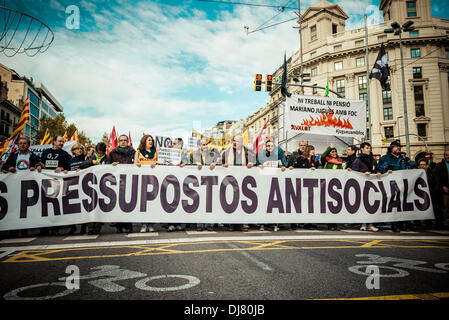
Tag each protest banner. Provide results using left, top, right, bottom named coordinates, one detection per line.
left=286, top=94, right=366, bottom=139
left=158, top=147, right=181, bottom=165
left=0, top=165, right=434, bottom=231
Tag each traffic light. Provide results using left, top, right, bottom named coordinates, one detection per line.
left=265, top=74, right=272, bottom=92
left=254, top=74, right=262, bottom=91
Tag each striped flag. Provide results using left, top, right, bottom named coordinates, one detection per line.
left=128, top=131, right=133, bottom=148
left=107, top=126, right=118, bottom=155
left=252, top=119, right=269, bottom=155
left=40, top=128, right=51, bottom=145
left=69, top=130, right=78, bottom=142
left=0, top=98, right=30, bottom=158
left=63, top=131, right=68, bottom=142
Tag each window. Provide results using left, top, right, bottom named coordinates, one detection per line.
left=417, top=123, right=427, bottom=137
left=356, top=57, right=365, bottom=67
left=334, top=61, right=343, bottom=71
left=28, top=89, right=39, bottom=107
left=311, top=67, right=318, bottom=76
left=411, top=48, right=421, bottom=58
left=414, top=85, right=425, bottom=116
left=378, top=35, right=387, bottom=42
left=336, top=79, right=345, bottom=97
left=383, top=90, right=393, bottom=120
left=332, top=24, right=338, bottom=34
left=358, top=75, right=367, bottom=91
left=412, top=67, right=422, bottom=79
left=359, top=93, right=368, bottom=102
left=310, top=51, right=316, bottom=58
left=334, top=44, right=342, bottom=51
left=41, top=101, right=49, bottom=113
left=48, top=107, right=56, bottom=118
left=406, top=1, right=417, bottom=17
left=312, top=84, right=318, bottom=95
left=384, top=126, right=394, bottom=139
left=311, top=25, right=317, bottom=41
left=409, top=30, right=419, bottom=37
left=30, top=116, right=38, bottom=129
left=446, top=48, right=449, bottom=59
left=30, top=104, right=39, bottom=118
left=355, top=40, right=364, bottom=47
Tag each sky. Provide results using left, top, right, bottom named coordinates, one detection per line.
left=1, top=0, right=448, bottom=143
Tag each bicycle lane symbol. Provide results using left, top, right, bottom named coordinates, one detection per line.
left=3, top=265, right=201, bottom=300
left=348, top=254, right=449, bottom=279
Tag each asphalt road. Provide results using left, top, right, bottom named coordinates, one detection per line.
left=1, top=224, right=449, bottom=303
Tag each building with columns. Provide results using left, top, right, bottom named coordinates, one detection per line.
left=248, top=0, right=449, bottom=161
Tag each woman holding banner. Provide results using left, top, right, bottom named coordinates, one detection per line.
left=321, top=144, right=343, bottom=231
left=135, top=134, right=158, bottom=233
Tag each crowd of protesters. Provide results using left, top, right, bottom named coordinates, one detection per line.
left=1, top=133, right=448, bottom=238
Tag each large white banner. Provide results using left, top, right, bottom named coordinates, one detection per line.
left=286, top=94, right=366, bottom=139
left=0, top=165, right=434, bottom=231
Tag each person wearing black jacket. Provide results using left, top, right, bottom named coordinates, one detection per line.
left=287, top=140, right=308, bottom=169
left=434, top=150, right=449, bottom=229
left=343, top=145, right=358, bottom=169
left=351, top=142, right=381, bottom=232
left=41, top=135, right=71, bottom=173
left=1, top=137, right=43, bottom=173
left=417, top=158, right=440, bottom=229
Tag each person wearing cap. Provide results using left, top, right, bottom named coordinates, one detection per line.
left=378, top=140, right=411, bottom=173
left=378, top=140, right=412, bottom=232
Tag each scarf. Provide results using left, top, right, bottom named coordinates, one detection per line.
left=140, top=147, right=156, bottom=160
left=115, top=146, right=132, bottom=155
left=226, top=147, right=247, bottom=166
left=95, top=153, right=105, bottom=163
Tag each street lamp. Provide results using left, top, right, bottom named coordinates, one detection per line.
left=384, top=21, right=415, bottom=158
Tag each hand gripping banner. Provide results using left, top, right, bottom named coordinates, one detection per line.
left=0, top=165, right=434, bottom=231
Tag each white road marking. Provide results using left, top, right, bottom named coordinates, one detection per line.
left=0, top=238, right=36, bottom=244
left=186, top=231, right=217, bottom=235
left=126, top=233, right=159, bottom=238
left=63, top=235, right=99, bottom=241
left=430, top=230, right=449, bottom=234
left=294, top=229, right=323, bottom=233
left=226, top=242, right=274, bottom=272
left=340, top=229, right=371, bottom=233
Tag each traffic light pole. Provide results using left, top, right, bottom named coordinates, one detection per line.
left=273, top=82, right=344, bottom=98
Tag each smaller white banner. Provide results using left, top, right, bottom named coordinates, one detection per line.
left=158, top=147, right=181, bottom=165
left=286, top=94, right=366, bottom=139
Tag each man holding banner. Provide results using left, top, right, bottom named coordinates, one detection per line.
left=1, top=137, right=43, bottom=173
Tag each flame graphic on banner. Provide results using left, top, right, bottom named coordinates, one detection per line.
left=300, top=107, right=353, bottom=129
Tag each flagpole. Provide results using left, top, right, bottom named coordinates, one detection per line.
left=364, top=14, right=371, bottom=144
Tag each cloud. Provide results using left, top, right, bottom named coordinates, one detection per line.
left=3, top=1, right=304, bottom=142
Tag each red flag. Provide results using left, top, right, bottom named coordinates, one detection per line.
left=252, top=119, right=269, bottom=155
left=128, top=131, right=133, bottom=148
left=107, top=126, right=118, bottom=155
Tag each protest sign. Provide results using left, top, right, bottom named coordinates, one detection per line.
left=286, top=94, right=366, bottom=139
left=158, top=147, right=181, bottom=165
